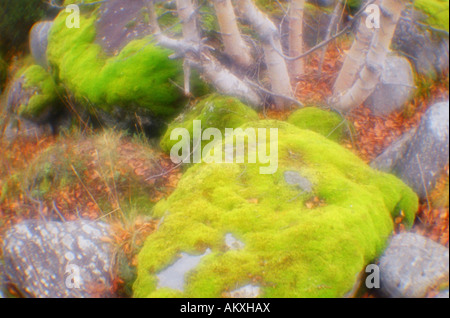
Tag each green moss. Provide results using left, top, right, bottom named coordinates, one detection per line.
left=414, top=0, right=449, bottom=31
left=134, top=120, right=418, bottom=298
left=47, top=9, right=197, bottom=119
left=18, top=64, right=63, bottom=119
left=287, top=107, right=348, bottom=143
left=160, top=94, right=259, bottom=154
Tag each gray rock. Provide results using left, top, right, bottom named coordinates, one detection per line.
left=0, top=260, right=6, bottom=298
left=393, top=9, right=449, bottom=76
left=157, top=249, right=211, bottom=292
left=379, top=233, right=449, bottom=298
left=393, top=101, right=449, bottom=200
left=308, top=0, right=336, bottom=7
left=2, top=220, right=114, bottom=298
left=366, top=55, right=416, bottom=116
left=371, top=128, right=417, bottom=172
left=29, top=21, right=53, bottom=69
left=435, top=289, right=449, bottom=298
left=226, top=285, right=261, bottom=298
left=284, top=171, right=313, bottom=193
left=225, top=234, right=245, bottom=251
left=95, top=0, right=152, bottom=55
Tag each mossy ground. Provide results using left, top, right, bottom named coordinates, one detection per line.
left=287, top=107, right=349, bottom=143
left=18, top=64, right=63, bottom=119
left=160, top=94, right=259, bottom=154
left=134, top=120, right=418, bottom=298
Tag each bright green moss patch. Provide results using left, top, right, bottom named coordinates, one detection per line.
left=134, top=120, right=418, bottom=298
left=47, top=9, right=190, bottom=118
left=160, top=94, right=259, bottom=154
left=19, top=64, right=63, bottom=119
left=287, top=107, right=348, bottom=143
left=415, top=0, right=449, bottom=31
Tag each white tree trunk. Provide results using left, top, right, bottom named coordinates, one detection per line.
left=289, top=0, right=305, bottom=79
left=333, top=0, right=381, bottom=94
left=332, top=0, right=405, bottom=112
left=212, top=0, right=253, bottom=68
left=175, top=0, right=200, bottom=43
left=146, top=0, right=263, bottom=107
left=236, top=0, right=294, bottom=109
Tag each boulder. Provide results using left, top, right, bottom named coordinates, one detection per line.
left=134, top=120, right=418, bottom=298
left=7, top=64, right=62, bottom=123
left=160, top=94, right=259, bottom=155
left=393, top=101, right=449, bottom=200
left=2, top=220, right=114, bottom=298
left=29, top=21, right=53, bottom=69
left=287, top=107, right=348, bottom=142
left=393, top=9, right=449, bottom=76
left=435, top=289, right=449, bottom=298
left=371, top=128, right=417, bottom=173
left=46, top=0, right=207, bottom=134
left=0, top=261, right=6, bottom=298
left=378, top=233, right=449, bottom=298
left=95, top=0, right=152, bottom=55
left=365, top=55, right=416, bottom=116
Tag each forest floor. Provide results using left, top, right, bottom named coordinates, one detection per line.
left=0, top=41, right=448, bottom=298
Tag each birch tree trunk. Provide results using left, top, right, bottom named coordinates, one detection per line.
left=236, top=0, right=294, bottom=109
left=333, top=0, right=381, bottom=94
left=289, top=0, right=305, bottom=79
left=145, top=0, right=263, bottom=107
left=175, top=0, right=200, bottom=43
left=332, top=0, right=405, bottom=112
left=212, top=0, right=253, bottom=68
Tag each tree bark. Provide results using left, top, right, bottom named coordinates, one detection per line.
left=333, top=0, right=381, bottom=94
left=332, top=0, right=405, bottom=112
left=236, top=0, right=294, bottom=109
left=289, top=0, right=305, bottom=79
left=146, top=0, right=263, bottom=107
left=212, top=0, right=253, bottom=68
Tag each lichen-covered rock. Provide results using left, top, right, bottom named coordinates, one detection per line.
left=134, top=120, right=418, bottom=298
left=393, top=101, right=449, bottom=200
left=365, top=55, right=416, bottom=116
left=287, top=107, right=347, bottom=142
left=29, top=21, right=53, bottom=69
left=2, top=220, right=114, bottom=298
left=378, top=233, right=449, bottom=298
left=7, top=64, right=62, bottom=123
left=160, top=94, right=259, bottom=154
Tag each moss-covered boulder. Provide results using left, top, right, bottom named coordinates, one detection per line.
left=287, top=107, right=348, bottom=143
left=160, top=94, right=259, bottom=154
left=47, top=0, right=207, bottom=134
left=6, top=64, right=62, bottom=122
left=134, top=120, right=418, bottom=298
